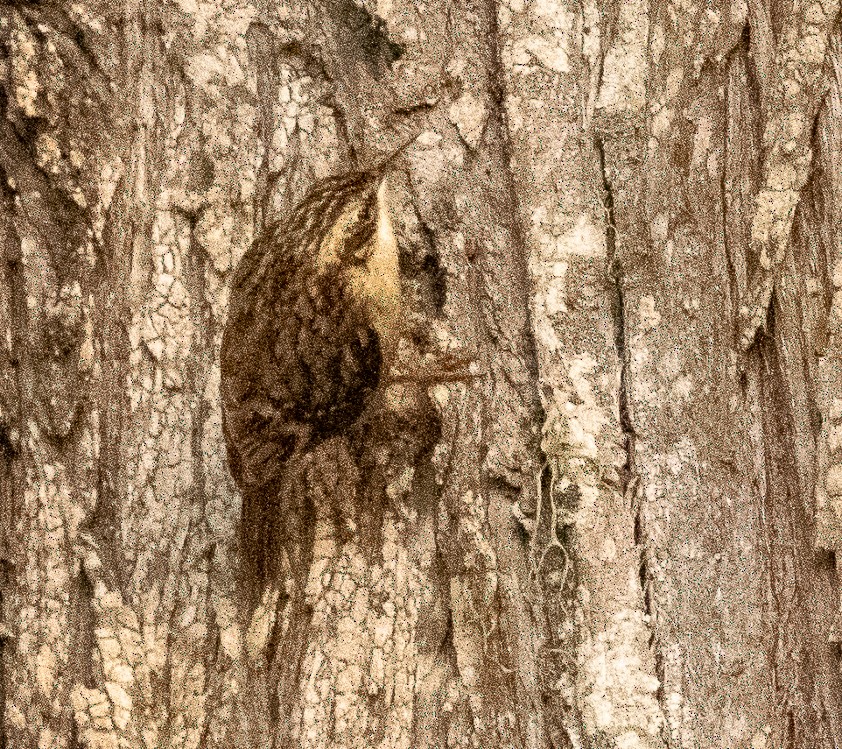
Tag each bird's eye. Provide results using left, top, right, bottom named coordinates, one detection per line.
left=334, top=185, right=379, bottom=265
left=348, top=241, right=372, bottom=265
left=343, top=218, right=376, bottom=264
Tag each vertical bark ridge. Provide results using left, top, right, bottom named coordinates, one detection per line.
left=757, top=325, right=842, bottom=745
left=755, top=32, right=842, bottom=741
left=484, top=1, right=549, bottom=745
left=0, top=149, right=23, bottom=749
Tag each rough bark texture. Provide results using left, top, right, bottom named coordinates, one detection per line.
left=0, top=0, right=840, bottom=748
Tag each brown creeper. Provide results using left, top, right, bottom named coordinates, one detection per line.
left=220, top=162, right=466, bottom=583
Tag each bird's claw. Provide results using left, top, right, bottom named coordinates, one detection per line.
left=388, top=351, right=483, bottom=384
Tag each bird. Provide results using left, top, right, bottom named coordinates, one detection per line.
left=220, top=155, right=471, bottom=589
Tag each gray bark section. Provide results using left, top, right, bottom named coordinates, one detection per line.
left=0, top=0, right=839, bottom=748
left=599, top=2, right=842, bottom=746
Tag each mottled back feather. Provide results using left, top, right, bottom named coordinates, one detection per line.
left=220, top=171, right=384, bottom=493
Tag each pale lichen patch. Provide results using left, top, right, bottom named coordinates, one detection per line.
left=35, top=644, right=57, bottom=697
left=557, top=354, right=608, bottom=463
left=500, top=0, right=576, bottom=77
left=530, top=209, right=606, bottom=273
left=637, top=296, right=662, bottom=329
left=10, top=24, right=40, bottom=117
left=448, top=93, right=488, bottom=149
left=65, top=581, right=146, bottom=747
left=69, top=3, right=104, bottom=32
left=579, top=610, right=663, bottom=747
left=34, top=133, right=63, bottom=174
left=595, top=0, right=648, bottom=114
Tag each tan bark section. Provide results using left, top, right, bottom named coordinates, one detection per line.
left=500, top=0, right=664, bottom=745
left=294, top=518, right=422, bottom=748
left=1, top=0, right=547, bottom=745
left=1, top=0, right=842, bottom=747
left=737, top=0, right=839, bottom=348
left=0, top=1, right=259, bottom=746
left=597, top=0, right=842, bottom=746
left=815, top=36, right=842, bottom=557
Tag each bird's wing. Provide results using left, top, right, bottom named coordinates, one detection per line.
left=277, top=273, right=383, bottom=441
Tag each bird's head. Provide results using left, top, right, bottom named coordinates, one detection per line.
left=315, top=174, right=403, bottom=350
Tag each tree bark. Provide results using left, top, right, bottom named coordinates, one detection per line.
left=0, top=0, right=840, bottom=748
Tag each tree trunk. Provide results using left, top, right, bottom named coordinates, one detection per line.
left=0, top=0, right=840, bottom=747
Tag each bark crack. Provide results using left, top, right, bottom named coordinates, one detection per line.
left=721, top=25, right=752, bottom=353
left=185, top=212, right=210, bottom=516
left=593, top=138, right=632, bottom=494
left=67, top=568, right=96, bottom=692
left=0, top=165, right=24, bottom=749
left=594, top=134, right=663, bottom=696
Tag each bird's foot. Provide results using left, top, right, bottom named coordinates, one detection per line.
left=387, top=351, right=484, bottom=384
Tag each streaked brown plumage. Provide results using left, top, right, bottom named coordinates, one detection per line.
left=220, top=168, right=402, bottom=585
left=221, top=156, right=478, bottom=589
